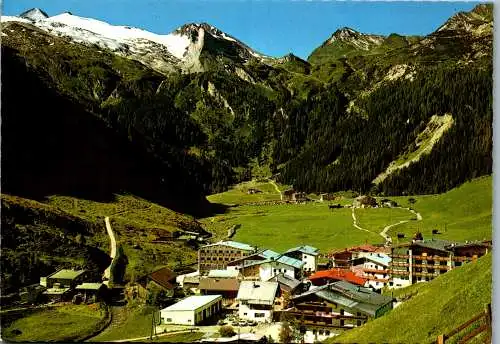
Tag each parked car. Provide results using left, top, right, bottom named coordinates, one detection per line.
left=217, top=320, right=227, bottom=326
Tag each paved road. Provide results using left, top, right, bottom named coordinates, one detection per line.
left=103, top=216, right=117, bottom=280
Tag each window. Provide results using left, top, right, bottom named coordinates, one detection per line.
left=255, top=313, right=265, bottom=318
left=244, top=313, right=247, bottom=316
left=166, top=318, right=172, bottom=322
left=188, top=320, right=192, bottom=323
left=325, top=330, right=330, bottom=335
left=319, top=330, right=324, bottom=335
left=313, top=330, right=317, bottom=334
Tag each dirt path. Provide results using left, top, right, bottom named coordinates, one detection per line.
left=351, top=208, right=374, bottom=233
left=103, top=216, right=117, bottom=281
left=380, top=208, right=423, bottom=244
left=268, top=179, right=281, bottom=195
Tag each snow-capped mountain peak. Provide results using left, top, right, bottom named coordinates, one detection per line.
left=1, top=9, right=270, bottom=75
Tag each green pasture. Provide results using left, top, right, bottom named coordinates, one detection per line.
left=202, top=203, right=381, bottom=252
left=385, top=175, right=492, bottom=243
left=2, top=304, right=106, bottom=342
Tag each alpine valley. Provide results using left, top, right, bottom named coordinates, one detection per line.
left=0, top=4, right=493, bottom=342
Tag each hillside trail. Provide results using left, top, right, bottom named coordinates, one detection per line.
left=351, top=207, right=423, bottom=245
left=103, top=216, right=117, bottom=281
left=268, top=179, right=281, bottom=196
left=380, top=208, right=423, bottom=244
left=351, top=208, right=374, bottom=234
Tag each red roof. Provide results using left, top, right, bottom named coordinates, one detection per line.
left=308, top=269, right=367, bottom=286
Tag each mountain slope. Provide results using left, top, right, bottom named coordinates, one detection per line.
left=0, top=4, right=493, bottom=198
left=331, top=253, right=492, bottom=343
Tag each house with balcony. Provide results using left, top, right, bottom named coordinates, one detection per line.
left=283, top=245, right=319, bottom=274
left=389, top=239, right=491, bottom=288
left=198, top=241, right=256, bottom=274
left=284, top=281, right=393, bottom=331
left=237, top=281, right=279, bottom=323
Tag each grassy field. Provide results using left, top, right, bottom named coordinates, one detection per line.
left=354, top=207, right=415, bottom=233
left=201, top=176, right=492, bottom=253
left=385, top=175, right=492, bottom=243
left=332, top=253, right=492, bottom=344
left=91, top=304, right=157, bottom=342
left=2, top=304, right=107, bottom=342
left=200, top=203, right=382, bottom=252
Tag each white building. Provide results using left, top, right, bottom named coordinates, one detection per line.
left=160, top=295, right=222, bottom=325
left=259, top=255, right=304, bottom=281
left=283, top=246, right=319, bottom=273
left=361, top=253, right=391, bottom=290
left=237, top=281, right=278, bottom=323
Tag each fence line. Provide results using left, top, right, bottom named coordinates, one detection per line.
left=436, top=303, right=491, bottom=344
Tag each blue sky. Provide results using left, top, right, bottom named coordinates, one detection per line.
left=2, top=1, right=480, bottom=59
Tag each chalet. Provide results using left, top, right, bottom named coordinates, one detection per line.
left=259, top=255, right=305, bottom=281
left=226, top=249, right=280, bottom=279
left=281, top=189, right=309, bottom=203
left=325, top=245, right=390, bottom=268
left=308, top=268, right=367, bottom=287
left=237, top=281, right=279, bottom=323
left=280, top=188, right=296, bottom=201
left=267, top=273, right=303, bottom=296
left=283, top=245, right=319, bottom=274
left=137, top=267, right=177, bottom=297
left=198, top=241, right=256, bottom=274
left=199, top=277, right=240, bottom=306
left=286, top=281, right=393, bottom=330
left=390, top=239, right=491, bottom=288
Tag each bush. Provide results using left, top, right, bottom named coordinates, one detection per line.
left=219, top=325, right=236, bottom=337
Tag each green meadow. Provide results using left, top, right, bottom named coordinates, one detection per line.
left=202, top=176, right=492, bottom=252
left=386, top=175, right=492, bottom=243
left=201, top=202, right=382, bottom=252
left=2, top=305, right=106, bottom=342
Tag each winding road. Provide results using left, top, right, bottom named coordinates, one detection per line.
left=351, top=207, right=423, bottom=245
left=103, top=216, right=117, bottom=281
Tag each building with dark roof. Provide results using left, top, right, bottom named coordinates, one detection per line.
left=198, top=241, right=257, bottom=274
left=282, top=281, right=393, bottom=331
left=137, top=266, right=178, bottom=298
left=199, top=277, right=240, bottom=305
left=390, top=239, right=491, bottom=288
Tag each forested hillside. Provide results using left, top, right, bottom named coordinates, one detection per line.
left=1, top=4, right=493, bottom=203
